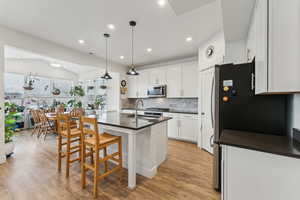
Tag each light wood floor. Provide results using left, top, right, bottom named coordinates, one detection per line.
left=0, top=131, right=220, bottom=200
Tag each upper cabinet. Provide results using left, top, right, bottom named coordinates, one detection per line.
left=127, top=61, right=198, bottom=98
left=182, top=62, right=198, bottom=97
left=149, top=68, right=166, bottom=85
left=127, top=76, right=138, bottom=98
left=254, top=0, right=300, bottom=94
left=137, top=70, right=149, bottom=98
left=166, top=61, right=198, bottom=98
left=127, top=70, right=150, bottom=98
left=198, top=32, right=225, bottom=71
left=166, top=64, right=182, bottom=98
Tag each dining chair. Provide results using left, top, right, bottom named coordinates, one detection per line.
left=31, top=109, right=42, bottom=137
left=80, top=116, right=123, bottom=198
left=38, top=110, right=55, bottom=140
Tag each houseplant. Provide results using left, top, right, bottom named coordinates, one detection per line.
left=94, top=95, right=106, bottom=110
left=4, top=102, right=20, bottom=157
left=68, top=85, right=85, bottom=108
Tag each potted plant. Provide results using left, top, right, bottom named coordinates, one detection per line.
left=4, top=102, right=19, bottom=157
left=95, top=95, right=106, bottom=110
left=68, top=85, right=85, bottom=108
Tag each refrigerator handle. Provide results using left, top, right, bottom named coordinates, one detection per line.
left=210, top=134, right=214, bottom=147
left=210, top=76, right=215, bottom=129
left=251, top=73, right=255, bottom=91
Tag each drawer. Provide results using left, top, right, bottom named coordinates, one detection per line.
left=178, top=113, right=199, bottom=120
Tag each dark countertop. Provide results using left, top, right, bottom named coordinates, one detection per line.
left=86, top=111, right=171, bottom=131
left=219, top=129, right=300, bottom=159
left=122, top=108, right=198, bottom=115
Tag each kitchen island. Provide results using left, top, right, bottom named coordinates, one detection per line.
left=87, top=111, right=171, bottom=189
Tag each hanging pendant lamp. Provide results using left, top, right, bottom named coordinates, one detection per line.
left=126, top=21, right=139, bottom=75
left=101, top=33, right=112, bottom=80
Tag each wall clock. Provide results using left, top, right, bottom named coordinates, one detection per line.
left=206, top=45, right=215, bottom=58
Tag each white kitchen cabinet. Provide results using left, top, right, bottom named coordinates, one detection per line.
left=163, top=113, right=179, bottom=138
left=149, top=68, right=166, bottom=85
left=200, top=68, right=215, bottom=154
left=222, top=145, right=300, bottom=200
left=165, top=61, right=198, bottom=98
left=181, top=62, right=198, bottom=97
left=163, top=112, right=198, bottom=143
left=137, top=70, right=149, bottom=98
left=165, top=65, right=182, bottom=98
left=178, top=114, right=198, bottom=142
left=246, top=1, right=256, bottom=62
left=254, top=0, right=300, bottom=94
left=127, top=76, right=138, bottom=98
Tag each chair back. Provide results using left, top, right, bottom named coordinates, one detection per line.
left=31, top=109, right=40, bottom=124
left=56, top=104, right=65, bottom=114
left=57, top=114, right=72, bottom=136
left=80, top=117, right=99, bottom=147
left=70, top=108, right=85, bottom=118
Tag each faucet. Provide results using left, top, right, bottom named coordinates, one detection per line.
left=135, top=99, right=144, bottom=120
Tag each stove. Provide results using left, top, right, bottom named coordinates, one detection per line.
left=145, top=107, right=170, bottom=112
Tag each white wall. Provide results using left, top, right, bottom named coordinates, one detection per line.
left=5, top=59, right=78, bottom=80
left=224, top=40, right=247, bottom=64
left=198, top=31, right=225, bottom=70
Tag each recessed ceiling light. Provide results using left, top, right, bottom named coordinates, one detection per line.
left=186, top=37, right=193, bottom=42
left=120, top=56, right=125, bottom=59
left=107, top=24, right=115, bottom=30
left=147, top=48, right=152, bottom=52
left=157, top=0, right=166, bottom=7
left=50, top=63, right=61, bottom=68
left=78, top=39, right=85, bottom=44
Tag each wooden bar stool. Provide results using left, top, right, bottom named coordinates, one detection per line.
left=80, top=117, right=123, bottom=198
left=70, top=108, right=85, bottom=128
left=57, top=114, right=82, bottom=178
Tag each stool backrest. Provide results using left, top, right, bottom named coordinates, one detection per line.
left=80, top=117, right=99, bottom=147
left=57, top=114, right=71, bottom=136
left=56, top=104, right=65, bottom=114
left=70, top=108, right=85, bottom=117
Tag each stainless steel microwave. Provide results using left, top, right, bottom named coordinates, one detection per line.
left=147, top=85, right=166, bottom=97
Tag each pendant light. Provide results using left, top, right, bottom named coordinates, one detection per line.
left=126, top=21, right=139, bottom=75
left=101, top=33, right=112, bottom=80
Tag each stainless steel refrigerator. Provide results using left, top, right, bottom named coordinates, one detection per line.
left=213, top=61, right=287, bottom=190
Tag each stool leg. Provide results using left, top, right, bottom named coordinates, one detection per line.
left=104, top=147, right=108, bottom=172
left=118, top=138, right=123, bottom=183
left=93, top=148, right=99, bottom=198
left=58, top=135, right=62, bottom=172
left=81, top=143, right=86, bottom=189
left=66, top=137, right=71, bottom=178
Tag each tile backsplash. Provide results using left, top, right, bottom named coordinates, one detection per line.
left=122, top=98, right=198, bottom=113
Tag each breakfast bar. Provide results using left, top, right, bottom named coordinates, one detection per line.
left=88, top=111, right=171, bottom=189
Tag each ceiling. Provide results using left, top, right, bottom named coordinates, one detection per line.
left=221, top=0, right=256, bottom=41
left=0, top=0, right=223, bottom=66
left=5, top=46, right=98, bottom=74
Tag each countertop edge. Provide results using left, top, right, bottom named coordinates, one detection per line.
left=219, top=140, right=300, bottom=160
left=98, top=117, right=171, bottom=131
left=219, top=129, right=300, bottom=160
left=122, top=108, right=198, bottom=115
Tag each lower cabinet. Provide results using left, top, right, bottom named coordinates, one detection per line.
left=163, top=113, right=198, bottom=143
left=222, top=145, right=300, bottom=200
